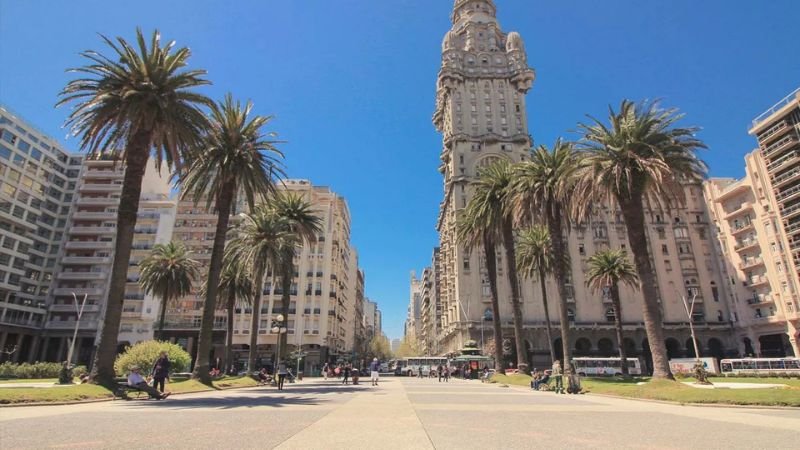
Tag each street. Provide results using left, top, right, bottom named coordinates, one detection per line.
left=1, top=377, right=798, bottom=449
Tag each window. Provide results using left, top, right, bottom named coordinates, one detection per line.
left=578, top=244, right=585, bottom=256
left=664, top=260, right=672, bottom=271
left=661, top=244, right=669, bottom=255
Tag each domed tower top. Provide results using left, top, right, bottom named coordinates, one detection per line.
left=451, top=0, right=497, bottom=24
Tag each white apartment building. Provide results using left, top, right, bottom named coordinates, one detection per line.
left=431, top=1, right=736, bottom=370
left=704, top=87, right=800, bottom=357
left=0, top=106, right=83, bottom=363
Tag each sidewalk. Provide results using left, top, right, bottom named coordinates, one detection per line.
left=275, top=378, right=433, bottom=449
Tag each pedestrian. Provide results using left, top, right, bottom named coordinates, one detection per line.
left=418, top=366, right=423, bottom=379
left=437, top=364, right=444, bottom=382
left=342, top=363, right=351, bottom=385
left=323, top=362, right=329, bottom=381
left=369, top=358, right=381, bottom=386
left=552, top=360, right=564, bottom=394
left=443, top=365, right=450, bottom=382
left=277, top=361, right=288, bottom=390
left=150, top=351, right=171, bottom=393
left=128, top=366, right=170, bottom=400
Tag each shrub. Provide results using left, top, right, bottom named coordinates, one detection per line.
left=0, top=362, right=65, bottom=379
left=73, top=365, right=88, bottom=379
left=114, top=340, right=191, bottom=376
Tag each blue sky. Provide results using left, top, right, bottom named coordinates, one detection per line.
left=1, top=0, right=798, bottom=340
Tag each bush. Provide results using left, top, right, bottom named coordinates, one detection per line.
left=72, top=365, right=88, bottom=379
left=114, top=340, right=191, bottom=376
left=0, top=362, right=64, bottom=379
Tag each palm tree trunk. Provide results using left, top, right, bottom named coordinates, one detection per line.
left=538, top=267, right=556, bottom=365
left=89, top=135, right=150, bottom=387
left=247, top=270, right=265, bottom=374
left=483, top=232, right=505, bottom=374
left=618, top=196, right=673, bottom=380
left=193, top=185, right=234, bottom=384
left=611, top=284, right=628, bottom=376
left=157, top=292, right=168, bottom=341
left=225, top=290, right=235, bottom=374
left=546, top=206, right=573, bottom=375
left=502, top=221, right=529, bottom=373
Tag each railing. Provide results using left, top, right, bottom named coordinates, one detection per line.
left=772, top=167, right=800, bottom=185
left=781, top=202, right=800, bottom=218
left=785, top=221, right=800, bottom=234
left=758, top=120, right=789, bottom=145
left=734, top=239, right=758, bottom=251
left=751, top=87, right=800, bottom=128
left=739, top=257, right=764, bottom=270
left=767, top=150, right=798, bottom=171
left=763, top=134, right=797, bottom=157
left=747, top=296, right=773, bottom=305
left=777, top=183, right=800, bottom=202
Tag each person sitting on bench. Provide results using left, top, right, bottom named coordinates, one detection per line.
left=127, top=366, right=170, bottom=400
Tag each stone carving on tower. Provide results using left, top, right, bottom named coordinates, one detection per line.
left=432, top=0, right=536, bottom=354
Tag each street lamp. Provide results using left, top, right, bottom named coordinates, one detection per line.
left=271, top=314, right=288, bottom=372
left=66, top=293, right=88, bottom=369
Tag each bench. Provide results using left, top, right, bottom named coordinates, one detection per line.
left=113, top=383, right=148, bottom=400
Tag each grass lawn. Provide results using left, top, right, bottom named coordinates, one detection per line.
left=0, top=375, right=260, bottom=405
left=0, top=378, right=60, bottom=384
left=490, top=374, right=800, bottom=407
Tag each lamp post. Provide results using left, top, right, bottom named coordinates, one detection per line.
left=66, top=293, right=88, bottom=368
left=680, top=292, right=701, bottom=363
left=271, top=314, right=287, bottom=374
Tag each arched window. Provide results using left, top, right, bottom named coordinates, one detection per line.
left=605, top=308, right=616, bottom=322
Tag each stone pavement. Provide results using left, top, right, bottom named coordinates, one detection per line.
left=1, top=377, right=798, bottom=449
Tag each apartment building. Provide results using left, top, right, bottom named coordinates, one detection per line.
left=704, top=87, right=800, bottom=357
left=418, top=249, right=442, bottom=355
left=430, top=1, right=737, bottom=369
left=405, top=272, right=422, bottom=344
left=0, top=106, right=83, bottom=363
left=44, top=158, right=174, bottom=365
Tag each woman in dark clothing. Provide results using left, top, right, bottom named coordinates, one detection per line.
left=151, top=351, right=171, bottom=393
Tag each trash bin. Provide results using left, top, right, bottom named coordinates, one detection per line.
left=298, top=371, right=303, bottom=381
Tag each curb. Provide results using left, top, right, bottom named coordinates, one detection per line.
left=0, top=382, right=265, bottom=408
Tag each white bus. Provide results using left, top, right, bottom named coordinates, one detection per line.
left=572, top=357, right=642, bottom=376
left=720, top=358, right=800, bottom=375
left=400, top=357, right=449, bottom=376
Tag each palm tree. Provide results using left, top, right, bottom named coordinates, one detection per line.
left=215, top=258, right=254, bottom=374
left=516, top=225, right=564, bottom=365
left=179, top=94, right=283, bottom=383
left=576, top=100, right=707, bottom=380
left=57, top=29, right=212, bottom=385
left=510, top=140, right=580, bottom=375
left=457, top=204, right=504, bottom=374
left=226, top=207, right=291, bottom=373
left=138, top=242, right=200, bottom=340
left=270, top=193, right=323, bottom=362
left=586, top=249, right=639, bottom=376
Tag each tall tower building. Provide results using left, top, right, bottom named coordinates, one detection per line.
left=433, top=0, right=534, bottom=353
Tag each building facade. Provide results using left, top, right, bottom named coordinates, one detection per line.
left=429, top=1, right=737, bottom=369
left=0, top=106, right=83, bottom=363
left=704, top=87, right=800, bottom=357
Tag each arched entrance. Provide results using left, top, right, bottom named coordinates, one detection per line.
left=685, top=337, right=699, bottom=358
left=743, top=337, right=754, bottom=356
left=574, top=338, right=592, bottom=356
left=553, top=338, right=563, bottom=361
left=665, top=338, right=681, bottom=359
left=759, top=334, right=787, bottom=357
left=623, top=338, right=637, bottom=356
left=708, top=338, right=724, bottom=360
left=597, top=338, right=615, bottom=356
left=641, top=338, right=653, bottom=375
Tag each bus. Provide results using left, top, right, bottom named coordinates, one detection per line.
left=400, top=357, right=449, bottom=376
left=720, top=358, right=800, bottom=375
left=571, top=357, right=642, bottom=376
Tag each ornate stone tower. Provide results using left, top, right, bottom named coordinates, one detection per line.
left=433, top=0, right=535, bottom=354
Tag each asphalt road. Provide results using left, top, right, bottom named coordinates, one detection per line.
left=1, top=377, right=798, bottom=449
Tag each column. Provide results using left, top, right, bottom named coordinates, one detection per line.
left=39, top=337, right=50, bottom=362
left=27, top=336, right=41, bottom=363
left=56, top=337, right=67, bottom=363
left=11, top=335, right=22, bottom=362
left=0, top=332, right=7, bottom=362
left=787, top=322, right=799, bottom=357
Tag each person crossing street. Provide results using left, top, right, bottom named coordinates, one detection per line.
left=369, top=358, right=381, bottom=386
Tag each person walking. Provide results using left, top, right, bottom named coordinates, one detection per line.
left=342, top=363, right=351, bottom=385
left=443, top=365, right=450, bottom=382
left=437, top=364, right=444, bottom=382
left=323, top=362, right=329, bottom=381
left=150, top=351, right=171, bottom=393
left=552, top=360, right=564, bottom=394
left=277, top=361, right=288, bottom=391
left=369, top=358, right=380, bottom=386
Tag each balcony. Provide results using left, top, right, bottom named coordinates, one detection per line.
left=76, top=197, right=118, bottom=206
left=57, top=271, right=107, bottom=281
left=61, top=256, right=112, bottom=265
left=53, top=287, right=104, bottom=296
left=772, top=166, right=800, bottom=188
left=785, top=220, right=800, bottom=236
left=79, top=183, right=123, bottom=193
left=766, top=150, right=798, bottom=172
left=758, top=120, right=791, bottom=147
left=69, top=226, right=116, bottom=235
left=65, top=241, right=114, bottom=250
left=723, top=202, right=753, bottom=219
left=121, top=311, right=143, bottom=318
left=733, top=239, right=759, bottom=252
left=49, top=303, right=101, bottom=313
left=72, top=211, right=117, bottom=220
left=747, top=295, right=774, bottom=306
left=730, top=222, right=754, bottom=235
left=745, top=276, right=769, bottom=288
left=83, top=169, right=123, bottom=179
left=738, top=257, right=764, bottom=270
left=46, top=320, right=100, bottom=330
left=0, top=316, right=43, bottom=329
left=781, top=202, right=800, bottom=219
left=776, top=183, right=800, bottom=203
left=763, top=133, right=798, bottom=158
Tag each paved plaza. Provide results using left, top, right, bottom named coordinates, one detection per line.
left=1, top=377, right=798, bottom=449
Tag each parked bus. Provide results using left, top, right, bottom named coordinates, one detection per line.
left=720, top=358, right=800, bottom=375
left=400, top=357, right=449, bottom=376
left=571, top=357, right=642, bottom=376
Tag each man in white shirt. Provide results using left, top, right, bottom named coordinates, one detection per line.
left=127, top=366, right=170, bottom=400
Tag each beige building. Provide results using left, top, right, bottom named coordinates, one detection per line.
left=704, top=87, right=800, bottom=357
left=0, top=106, right=83, bottom=363
left=45, top=157, right=174, bottom=365
left=431, top=1, right=736, bottom=370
